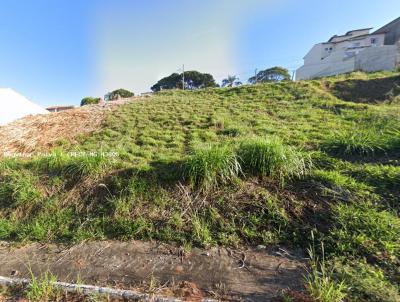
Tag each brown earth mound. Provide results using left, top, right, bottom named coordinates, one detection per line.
left=0, top=100, right=130, bottom=157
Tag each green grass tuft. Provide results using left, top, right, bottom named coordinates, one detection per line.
left=184, top=145, right=241, bottom=190
left=0, top=170, right=42, bottom=206
left=238, top=137, right=312, bottom=184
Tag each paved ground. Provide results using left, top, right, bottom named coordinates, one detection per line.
left=0, top=241, right=305, bottom=301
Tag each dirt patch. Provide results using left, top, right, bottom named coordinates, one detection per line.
left=0, top=100, right=133, bottom=156
left=329, top=75, right=400, bottom=103
left=0, top=241, right=305, bottom=301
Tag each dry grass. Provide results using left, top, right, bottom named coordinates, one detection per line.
left=0, top=100, right=133, bottom=156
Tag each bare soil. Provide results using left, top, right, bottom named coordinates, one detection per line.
left=0, top=99, right=135, bottom=156
left=0, top=241, right=305, bottom=301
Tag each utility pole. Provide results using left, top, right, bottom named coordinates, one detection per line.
left=182, top=64, right=185, bottom=90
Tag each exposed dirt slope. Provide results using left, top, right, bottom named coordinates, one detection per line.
left=0, top=100, right=132, bottom=156
left=0, top=241, right=305, bottom=301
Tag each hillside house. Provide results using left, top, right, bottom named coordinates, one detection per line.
left=296, top=17, right=400, bottom=80
left=46, top=105, right=75, bottom=113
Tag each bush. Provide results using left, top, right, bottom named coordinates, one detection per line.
left=80, top=97, right=100, bottom=106
left=238, top=137, right=311, bottom=184
left=106, top=89, right=134, bottom=100
left=184, top=145, right=241, bottom=190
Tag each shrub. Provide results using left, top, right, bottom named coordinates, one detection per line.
left=238, top=137, right=311, bottom=184
left=80, top=97, right=100, bottom=106
left=184, top=145, right=241, bottom=190
left=106, top=89, right=134, bottom=100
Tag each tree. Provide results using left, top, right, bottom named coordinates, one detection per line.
left=151, top=73, right=182, bottom=92
left=222, top=75, right=242, bottom=87
left=80, top=97, right=101, bottom=106
left=106, top=89, right=134, bottom=100
left=151, top=71, right=218, bottom=92
left=248, top=67, right=291, bottom=84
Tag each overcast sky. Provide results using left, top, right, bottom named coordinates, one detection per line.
left=1, top=0, right=399, bottom=107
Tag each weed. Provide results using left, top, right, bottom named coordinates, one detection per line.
left=26, top=270, right=58, bottom=302
left=192, top=216, right=213, bottom=246
left=0, top=169, right=42, bottom=206
left=305, top=237, right=347, bottom=302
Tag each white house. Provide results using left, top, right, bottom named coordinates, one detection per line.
left=0, top=88, right=48, bottom=126
left=296, top=17, right=400, bottom=80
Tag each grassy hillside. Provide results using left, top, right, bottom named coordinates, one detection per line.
left=1, top=71, right=399, bottom=301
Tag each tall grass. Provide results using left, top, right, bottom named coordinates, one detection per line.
left=237, top=137, right=312, bottom=184
left=0, top=170, right=42, bottom=206
left=322, top=118, right=400, bottom=157
left=305, top=236, right=347, bottom=302
left=35, top=149, right=110, bottom=178
left=26, top=270, right=58, bottom=302
left=321, top=129, right=385, bottom=157
left=184, top=145, right=241, bottom=190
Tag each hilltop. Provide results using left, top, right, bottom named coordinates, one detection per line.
left=0, top=71, right=399, bottom=301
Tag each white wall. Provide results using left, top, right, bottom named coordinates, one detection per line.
left=355, top=45, right=398, bottom=71
left=297, top=49, right=355, bottom=80
left=296, top=44, right=400, bottom=80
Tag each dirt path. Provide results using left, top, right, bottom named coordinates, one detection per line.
left=0, top=241, right=305, bottom=301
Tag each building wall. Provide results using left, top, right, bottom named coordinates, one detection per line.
left=355, top=45, right=399, bottom=72
left=375, top=18, right=400, bottom=45
left=296, top=45, right=400, bottom=80
left=296, top=49, right=355, bottom=80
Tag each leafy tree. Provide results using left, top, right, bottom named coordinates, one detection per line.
left=151, top=71, right=218, bottom=92
left=151, top=73, right=182, bottom=92
left=106, top=89, right=134, bottom=100
left=80, top=97, right=101, bottom=106
left=222, top=75, right=242, bottom=87
left=183, top=71, right=218, bottom=90
left=248, top=67, right=291, bottom=84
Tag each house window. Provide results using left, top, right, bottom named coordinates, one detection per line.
left=371, top=38, right=377, bottom=44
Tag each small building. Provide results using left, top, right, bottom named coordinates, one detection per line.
left=46, top=105, right=75, bottom=113
left=0, top=88, right=48, bottom=126
left=296, top=17, right=400, bottom=80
